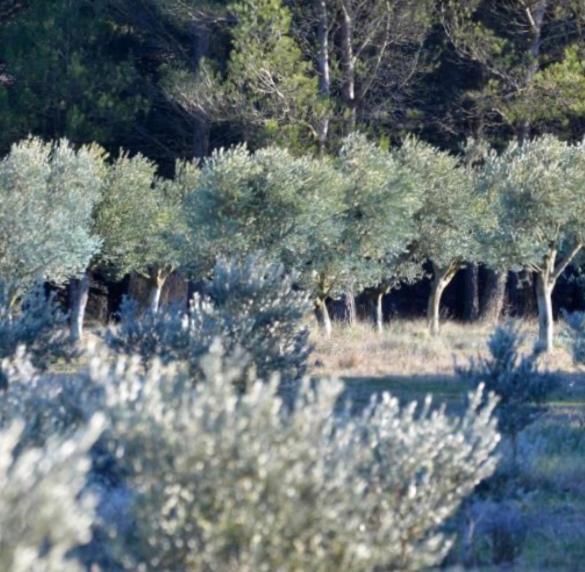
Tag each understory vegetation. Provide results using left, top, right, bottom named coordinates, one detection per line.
left=0, top=257, right=584, bottom=570
left=0, top=259, right=505, bottom=571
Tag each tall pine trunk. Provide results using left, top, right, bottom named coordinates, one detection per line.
left=518, top=0, right=547, bottom=141
left=69, top=271, right=90, bottom=342
left=340, top=1, right=357, bottom=131
left=191, top=19, right=211, bottom=158
left=316, top=0, right=331, bottom=151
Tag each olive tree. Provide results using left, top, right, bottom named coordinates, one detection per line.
left=478, top=136, right=585, bottom=352
left=96, top=153, right=198, bottom=314
left=337, top=134, right=422, bottom=331
left=0, top=137, right=104, bottom=307
left=395, top=137, right=481, bottom=336
left=184, top=145, right=345, bottom=335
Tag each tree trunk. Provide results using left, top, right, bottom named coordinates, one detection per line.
left=463, top=263, right=480, bottom=322
left=375, top=290, right=384, bottom=334
left=316, top=299, right=332, bottom=339
left=344, top=287, right=357, bottom=326
left=481, top=270, right=507, bottom=324
left=518, top=0, right=547, bottom=141
left=69, top=271, right=90, bottom=342
left=427, top=262, right=459, bottom=336
left=534, top=242, right=582, bottom=352
left=316, top=0, right=331, bottom=151
left=146, top=269, right=168, bottom=314
left=340, top=1, right=357, bottom=131
left=191, top=19, right=211, bottom=158
left=535, top=272, right=554, bottom=352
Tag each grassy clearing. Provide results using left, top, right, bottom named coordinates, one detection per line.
left=311, top=319, right=579, bottom=379
left=313, top=319, right=585, bottom=571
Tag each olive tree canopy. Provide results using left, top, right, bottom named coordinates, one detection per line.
left=0, top=137, right=105, bottom=305
left=478, top=135, right=585, bottom=351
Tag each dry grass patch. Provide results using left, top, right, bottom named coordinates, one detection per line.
left=311, top=319, right=579, bottom=379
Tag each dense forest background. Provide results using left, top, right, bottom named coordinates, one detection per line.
left=1, top=0, right=584, bottom=323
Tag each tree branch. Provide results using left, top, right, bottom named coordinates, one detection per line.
left=552, top=242, right=582, bottom=283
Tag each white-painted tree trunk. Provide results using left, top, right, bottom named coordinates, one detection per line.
left=70, top=271, right=90, bottom=342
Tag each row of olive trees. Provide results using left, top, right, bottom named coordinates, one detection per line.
left=1, top=135, right=584, bottom=350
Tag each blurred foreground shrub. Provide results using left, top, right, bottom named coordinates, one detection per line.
left=0, top=283, right=70, bottom=387
left=0, top=416, right=103, bottom=572
left=0, top=343, right=500, bottom=570
left=106, top=257, right=311, bottom=388
left=92, top=343, right=500, bottom=571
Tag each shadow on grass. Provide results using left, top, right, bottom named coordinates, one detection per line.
left=336, top=372, right=585, bottom=416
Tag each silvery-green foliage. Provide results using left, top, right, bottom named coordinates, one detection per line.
left=95, top=153, right=193, bottom=281
left=393, top=136, right=480, bottom=269
left=107, top=257, right=311, bottom=386
left=96, top=345, right=499, bottom=572
left=0, top=343, right=499, bottom=571
left=196, top=257, right=311, bottom=384
left=477, top=136, right=585, bottom=270
left=457, top=324, right=556, bottom=446
left=337, top=134, right=422, bottom=292
left=0, top=415, right=104, bottom=572
left=184, top=144, right=345, bottom=299
left=0, top=283, right=70, bottom=387
left=0, top=137, right=105, bottom=300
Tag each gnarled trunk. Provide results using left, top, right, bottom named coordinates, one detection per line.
left=480, top=270, right=507, bottom=324
left=147, top=268, right=169, bottom=314
left=427, top=262, right=459, bottom=336
left=344, top=287, right=357, bottom=326
left=69, top=271, right=90, bottom=342
left=534, top=242, right=582, bottom=352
